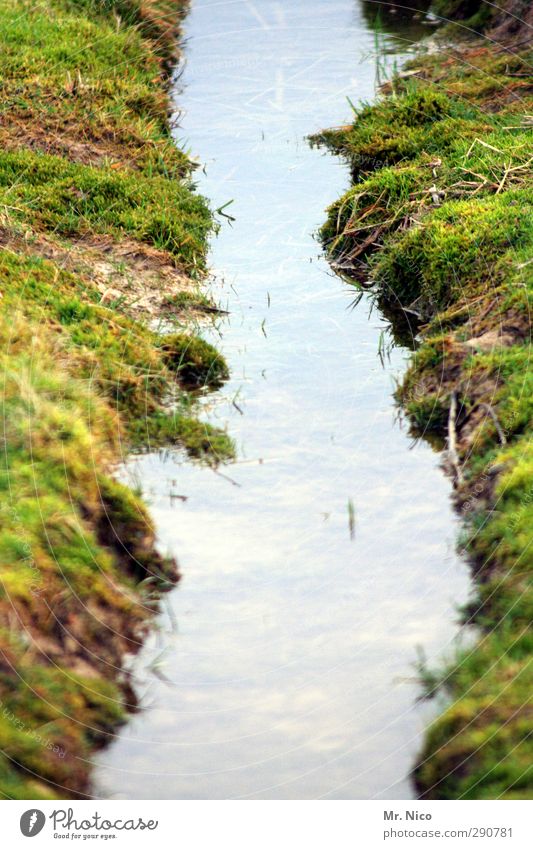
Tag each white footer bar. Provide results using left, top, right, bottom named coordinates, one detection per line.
left=4, top=799, right=532, bottom=848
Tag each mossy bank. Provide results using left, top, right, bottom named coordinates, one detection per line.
left=0, top=0, right=233, bottom=798
left=315, top=3, right=532, bottom=799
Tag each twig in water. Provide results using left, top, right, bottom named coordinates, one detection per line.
left=378, top=329, right=386, bottom=367
left=348, top=499, right=356, bottom=540
left=212, top=468, right=241, bottom=487
left=164, top=597, right=178, bottom=634
left=447, top=391, right=464, bottom=486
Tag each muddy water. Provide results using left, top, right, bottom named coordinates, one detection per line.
left=94, top=0, right=470, bottom=799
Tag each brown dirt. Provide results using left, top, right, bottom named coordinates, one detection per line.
left=488, top=0, right=533, bottom=44
left=0, top=227, right=219, bottom=321
left=0, top=116, right=137, bottom=171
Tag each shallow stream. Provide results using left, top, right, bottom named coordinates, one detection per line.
left=95, top=0, right=469, bottom=800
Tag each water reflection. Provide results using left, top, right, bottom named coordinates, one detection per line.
left=94, top=0, right=467, bottom=800
left=360, top=0, right=433, bottom=45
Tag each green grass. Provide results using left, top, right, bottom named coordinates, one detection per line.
left=313, top=89, right=488, bottom=174
left=317, top=42, right=533, bottom=798
left=0, top=149, right=211, bottom=271
left=0, top=0, right=190, bottom=178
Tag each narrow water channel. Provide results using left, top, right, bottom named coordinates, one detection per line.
left=95, top=0, right=470, bottom=800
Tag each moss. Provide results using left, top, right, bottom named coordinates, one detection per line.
left=317, top=34, right=533, bottom=799
left=312, top=89, right=487, bottom=178
left=375, top=192, right=532, bottom=309
left=130, top=409, right=234, bottom=462
left=404, top=395, right=449, bottom=434
left=162, top=332, right=230, bottom=388
left=0, top=634, right=128, bottom=799
left=162, top=290, right=215, bottom=314
left=0, top=316, right=178, bottom=797
left=319, top=164, right=425, bottom=269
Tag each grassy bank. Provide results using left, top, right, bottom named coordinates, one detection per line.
left=315, top=12, right=532, bottom=798
left=0, top=0, right=232, bottom=798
